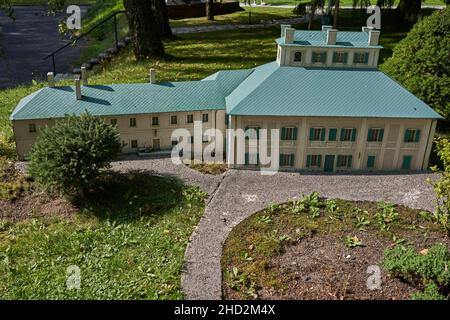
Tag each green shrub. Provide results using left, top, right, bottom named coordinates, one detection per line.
left=412, top=282, right=447, bottom=300
left=28, top=113, right=121, bottom=197
left=427, top=137, right=450, bottom=235
left=383, top=244, right=450, bottom=299
left=381, top=8, right=450, bottom=119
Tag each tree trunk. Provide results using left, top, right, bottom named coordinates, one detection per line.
left=153, top=0, right=173, bottom=38
left=396, top=0, right=422, bottom=23
left=123, top=0, right=165, bottom=60
left=206, top=0, right=214, bottom=21
left=308, top=4, right=316, bottom=30
left=333, top=0, right=340, bottom=29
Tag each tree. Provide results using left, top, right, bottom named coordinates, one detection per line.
left=123, top=0, right=165, bottom=60
left=308, top=0, right=325, bottom=30
left=333, top=0, right=340, bottom=28
left=28, top=113, right=122, bottom=197
left=381, top=8, right=450, bottom=119
left=206, top=0, right=214, bottom=21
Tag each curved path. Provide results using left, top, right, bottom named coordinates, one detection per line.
left=108, top=157, right=438, bottom=300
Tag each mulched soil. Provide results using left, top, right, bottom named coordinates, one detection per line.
left=259, top=233, right=447, bottom=300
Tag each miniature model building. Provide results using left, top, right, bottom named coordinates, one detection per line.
left=11, top=25, right=442, bottom=171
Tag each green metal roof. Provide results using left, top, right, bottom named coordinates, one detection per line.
left=276, top=30, right=383, bottom=49
left=202, top=69, right=254, bottom=96
left=227, top=62, right=443, bottom=119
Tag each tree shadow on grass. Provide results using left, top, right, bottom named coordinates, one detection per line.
left=72, top=170, right=186, bottom=224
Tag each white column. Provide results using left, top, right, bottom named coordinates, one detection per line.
left=296, top=117, right=308, bottom=169
left=355, top=118, right=368, bottom=169
left=393, top=124, right=405, bottom=170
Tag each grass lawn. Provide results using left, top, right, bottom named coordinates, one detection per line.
left=0, top=170, right=207, bottom=299
left=254, top=0, right=445, bottom=6
left=222, top=193, right=449, bottom=300
left=11, top=0, right=95, bottom=5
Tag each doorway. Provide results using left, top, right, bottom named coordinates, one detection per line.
left=153, top=139, right=160, bottom=151
left=324, top=155, right=335, bottom=172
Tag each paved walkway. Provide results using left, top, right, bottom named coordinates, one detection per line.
left=0, top=6, right=88, bottom=89
left=106, top=157, right=437, bottom=300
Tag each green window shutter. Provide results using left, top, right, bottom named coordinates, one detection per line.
left=321, top=128, right=326, bottom=141
left=322, top=52, right=327, bottom=63
left=344, top=52, right=348, bottom=63
left=351, top=128, right=357, bottom=142
left=353, top=53, right=359, bottom=63
left=336, top=155, right=342, bottom=166
left=312, top=52, right=318, bottom=62
left=290, top=154, right=295, bottom=166
left=378, top=129, right=384, bottom=142
left=306, top=155, right=311, bottom=168
left=367, top=129, right=373, bottom=142
left=402, top=156, right=412, bottom=170
left=318, top=155, right=322, bottom=167
left=309, top=128, right=314, bottom=141
left=415, top=129, right=421, bottom=142
left=340, top=128, right=345, bottom=141
left=333, top=52, right=337, bottom=63
left=364, top=52, right=369, bottom=63
left=329, top=128, right=337, bottom=141
left=347, top=155, right=353, bottom=168
left=404, top=129, right=410, bottom=143
left=293, top=127, right=298, bottom=140
left=245, top=153, right=249, bottom=165
left=281, top=128, right=286, bottom=140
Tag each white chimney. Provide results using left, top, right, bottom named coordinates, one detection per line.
left=322, top=25, right=332, bottom=31
left=75, top=77, right=82, bottom=100
left=47, top=72, right=55, bottom=88
left=368, top=30, right=381, bottom=46
left=284, top=28, right=295, bottom=45
left=81, top=66, right=88, bottom=86
left=362, top=26, right=374, bottom=32
left=327, top=29, right=337, bottom=45
left=280, top=24, right=291, bottom=37
left=149, top=68, right=156, bottom=84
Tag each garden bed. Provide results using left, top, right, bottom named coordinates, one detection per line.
left=222, top=195, right=450, bottom=300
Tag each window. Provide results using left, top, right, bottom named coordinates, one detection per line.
left=187, top=114, right=194, bottom=124
left=333, top=51, right=348, bottom=63
left=110, top=119, right=118, bottom=126
left=404, top=129, right=421, bottom=143
left=402, top=155, right=412, bottom=170
left=281, top=127, right=298, bottom=141
left=129, top=118, right=137, bottom=127
left=294, top=51, right=302, bottom=62
left=340, top=128, right=357, bottom=142
left=280, top=154, right=295, bottom=167
left=171, top=115, right=177, bottom=125
left=328, top=128, right=337, bottom=141
left=367, top=155, right=376, bottom=168
left=245, top=126, right=260, bottom=140
left=131, top=140, right=138, bottom=148
left=312, top=51, right=327, bottom=63
left=367, top=128, right=384, bottom=142
left=309, top=127, right=325, bottom=141
left=337, top=155, right=353, bottom=168
left=152, top=117, right=159, bottom=126
left=202, top=114, right=209, bottom=123
left=29, top=123, right=36, bottom=133
left=307, top=155, right=322, bottom=168
left=353, top=52, right=369, bottom=64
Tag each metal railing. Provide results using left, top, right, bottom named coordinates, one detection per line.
left=43, top=10, right=126, bottom=74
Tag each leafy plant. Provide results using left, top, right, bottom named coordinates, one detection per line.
left=427, top=137, right=450, bottom=235
left=383, top=244, right=450, bottom=300
left=264, top=203, right=282, bottom=215
left=28, top=113, right=121, bottom=197
left=258, top=215, right=272, bottom=224
left=326, top=199, right=339, bottom=213
left=226, top=267, right=257, bottom=299
left=355, top=216, right=371, bottom=231
left=375, top=202, right=399, bottom=231
left=343, top=236, right=364, bottom=248
left=289, top=192, right=323, bottom=218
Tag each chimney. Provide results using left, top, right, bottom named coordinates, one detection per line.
left=47, top=72, right=55, bottom=88
left=280, top=24, right=291, bottom=37
left=149, top=68, right=156, bottom=84
left=81, top=66, right=88, bottom=86
left=75, top=77, right=82, bottom=100
left=368, top=30, right=381, bottom=46
left=284, top=28, right=295, bottom=45
left=362, top=26, right=374, bottom=32
left=326, top=29, right=337, bottom=45
left=322, top=25, right=332, bottom=31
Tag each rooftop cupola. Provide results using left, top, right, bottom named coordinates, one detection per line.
left=284, top=28, right=295, bottom=44
left=368, top=29, right=381, bottom=46
left=326, top=29, right=338, bottom=45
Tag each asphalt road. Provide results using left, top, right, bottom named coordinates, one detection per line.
left=0, top=6, right=88, bottom=89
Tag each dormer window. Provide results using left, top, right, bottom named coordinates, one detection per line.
left=312, top=52, right=327, bottom=63
left=333, top=51, right=348, bottom=64
left=353, top=52, right=369, bottom=64
left=294, top=51, right=302, bottom=62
